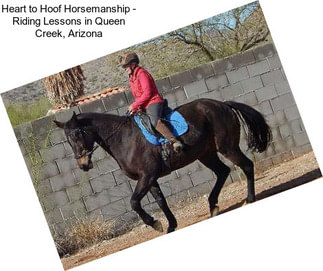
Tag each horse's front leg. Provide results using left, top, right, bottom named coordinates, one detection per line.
left=130, top=176, right=163, bottom=232
left=149, top=181, right=177, bottom=233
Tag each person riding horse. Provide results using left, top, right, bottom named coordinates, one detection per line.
left=118, top=52, right=184, bottom=152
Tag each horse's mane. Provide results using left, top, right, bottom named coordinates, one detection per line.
left=76, top=112, right=129, bottom=122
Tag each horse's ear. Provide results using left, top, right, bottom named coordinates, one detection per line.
left=71, top=111, right=78, bottom=121
left=53, top=120, right=65, bottom=129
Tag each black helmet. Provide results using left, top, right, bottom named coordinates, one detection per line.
left=118, top=52, right=139, bottom=68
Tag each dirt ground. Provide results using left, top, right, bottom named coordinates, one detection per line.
left=61, top=152, right=321, bottom=270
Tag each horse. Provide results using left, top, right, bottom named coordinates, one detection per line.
left=54, top=98, right=271, bottom=233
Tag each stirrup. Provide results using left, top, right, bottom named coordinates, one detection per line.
left=172, top=140, right=183, bottom=152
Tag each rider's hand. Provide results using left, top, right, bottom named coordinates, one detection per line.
left=128, top=104, right=135, bottom=115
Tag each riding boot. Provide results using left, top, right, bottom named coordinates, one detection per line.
left=156, top=120, right=183, bottom=152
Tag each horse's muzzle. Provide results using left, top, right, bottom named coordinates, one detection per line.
left=77, top=156, right=93, bottom=171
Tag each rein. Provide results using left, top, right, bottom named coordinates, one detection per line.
left=104, top=115, right=131, bottom=142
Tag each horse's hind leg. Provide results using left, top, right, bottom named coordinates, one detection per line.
left=131, top=176, right=163, bottom=232
left=199, top=153, right=230, bottom=217
left=149, top=181, right=177, bottom=233
left=221, top=148, right=256, bottom=204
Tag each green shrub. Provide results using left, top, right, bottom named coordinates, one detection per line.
left=4, top=97, right=51, bottom=127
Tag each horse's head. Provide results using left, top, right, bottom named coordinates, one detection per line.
left=54, top=112, right=95, bottom=172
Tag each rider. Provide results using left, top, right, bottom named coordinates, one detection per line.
left=119, top=52, right=183, bottom=152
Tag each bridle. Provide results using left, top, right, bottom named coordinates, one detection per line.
left=68, top=127, right=99, bottom=159
left=70, top=116, right=130, bottom=159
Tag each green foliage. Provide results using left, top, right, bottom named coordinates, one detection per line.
left=4, top=97, right=51, bottom=127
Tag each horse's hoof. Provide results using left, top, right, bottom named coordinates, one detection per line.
left=167, top=227, right=176, bottom=233
left=210, top=206, right=220, bottom=217
left=152, top=220, right=163, bottom=232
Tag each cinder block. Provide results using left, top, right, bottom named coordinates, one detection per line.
left=66, top=183, right=93, bottom=202
left=73, top=165, right=100, bottom=181
left=168, top=174, right=193, bottom=194
left=79, top=99, right=105, bottom=113
left=256, top=158, right=273, bottom=171
left=113, top=169, right=132, bottom=185
left=176, top=161, right=200, bottom=176
left=255, top=85, right=277, bottom=103
left=163, top=89, right=177, bottom=105
left=265, top=145, right=276, bottom=157
left=39, top=162, right=60, bottom=180
left=235, top=92, right=258, bottom=106
left=124, top=89, right=134, bottom=105
left=83, top=190, right=110, bottom=212
left=270, top=93, right=295, bottom=112
left=273, top=140, right=289, bottom=154
left=205, top=74, right=229, bottom=90
left=188, top=182, right=211, bottom=199
left=212, top=57, right=234, bottom=74
left=230, top=169, right=243, bottom=183
left=293, top=132, right=309, bottom=147
left=199, top=90, right=223, bottom=101
left=117, top=106, right=129, bottom=116
left=279, top=123, right=292, bottom=139
left=275, top=80, right=291, bottom=95
left=156, top=77, right=172, bottom=92
left=274, top=110, right=286, bottom=125
left=190, top=167, right=214, bottom=186
left=49, top=128, right=66, bottom=145
left=169, top=70, right=194, bottom=88
left=261, top=70, right=285, bottom=86
left=45, top=208, right=64, bottom=224
left=96, top=157, right=120, bottom=174
left=253, top=43, right=276, bottom=60
left=40, top=143, right=66, bottom=163
left=102, top=92, right=128, bottom=111
left=190, top=63, right=214, bottom=80
left=240, top=76, right=263, bottom=93
left=36, top=179, right=53, bottom=197
left=268, top=55, right=282, bottom=70
left=173, top=87, right=187, bottom=102
left=54, top=107, right=80, bottom=123
left=183, top=80, right=208, bottom=98
left=90, top=173, right=116, bottom=193
left=247, top=60, right=270, bottom=77
left=258, top=100, right=273, bottom=116
left=91, top=147, right=107, bottom=162
left=107, top=182, right=132, bottom=203
left=284, top=106, right=300, bottom=121
left=292, top=143, right=313, bottom=157
left=159, top=182, right=172, bottom=197
left=31, top=116, right=54, bottom=137
left=101, top=199, right=127, bottom=220
left=226, top=67, right=249, bottom=84
left=232, top=50, right=256, bottom=67
left=166, top=190, right=190, bottom=207
left=220, top=83, right=244, bottom=100
left=50, top=171, right=77, bottom=192
left=290, top=119, right=303, bottom=134
left=60, top=200, right=86, bottom=220
left=56, top=156, right=78, bottom=174
left=158, top=171, right=178, bottom=184
left=43, top=190, right=69, bottom=211
left=13, top=122, right=33, bottom=141
left=271, top=151, right=293, bottom=164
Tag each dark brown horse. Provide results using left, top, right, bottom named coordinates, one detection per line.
left=54, top=98, right=271, bottom=233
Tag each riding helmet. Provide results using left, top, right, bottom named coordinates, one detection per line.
left=118, top=52, right=140, bottom=68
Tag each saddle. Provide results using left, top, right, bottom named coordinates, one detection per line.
left=134, top=109, right=188, bottom=146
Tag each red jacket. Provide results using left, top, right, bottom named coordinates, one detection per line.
left=129, top=66, right=163, bottom=111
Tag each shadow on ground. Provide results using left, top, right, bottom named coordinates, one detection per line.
left=220, top=168, right=322, bottom=215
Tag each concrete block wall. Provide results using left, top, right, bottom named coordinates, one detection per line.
left=14, top=43, right=312, bottom=235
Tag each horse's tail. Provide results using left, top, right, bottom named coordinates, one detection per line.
left=225, top=101, right=272, bottom=153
